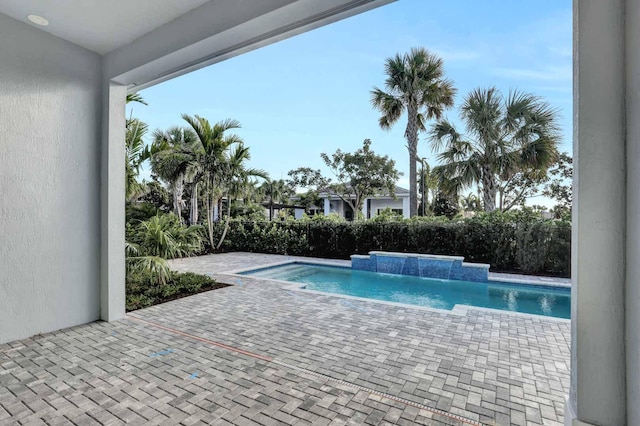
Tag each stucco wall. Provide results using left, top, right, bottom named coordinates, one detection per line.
left=369, top=198, right=404, bottom=216
left=0, top=14, right=103, bottom=343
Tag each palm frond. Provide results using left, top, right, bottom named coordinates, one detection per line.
left=126, top=256, right=171, bottom=285
left=126, top=93, right=148, bottom=105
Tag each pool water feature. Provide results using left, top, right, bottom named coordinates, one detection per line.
left=351, top=252, right=490, bottom=282
left=241, top=263, right=571, bottom=319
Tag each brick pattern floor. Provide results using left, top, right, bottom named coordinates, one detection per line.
left=0, top=253, right=571, bottom=425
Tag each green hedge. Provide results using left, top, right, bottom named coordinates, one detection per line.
left=210, top=215, right=571, bottom=277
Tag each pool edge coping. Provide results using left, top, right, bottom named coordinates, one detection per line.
left=226, top=259, right=571, bottom=323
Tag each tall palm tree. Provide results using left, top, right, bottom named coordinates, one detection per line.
left=418, top=160, right=440, bottom=215
left=149, top=127, right=198, bottom=222
left=216, top=145, right=267, bottom=248
left=261, top=179, right=288, bottom=220
left=429, top=87, right=561, bottom=211
left=371, top=47, right=456, bottom=217
left=181, top=115, right=244, bottom=248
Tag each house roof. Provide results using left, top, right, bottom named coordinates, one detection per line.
left=317, top=185, right=409, bottom=199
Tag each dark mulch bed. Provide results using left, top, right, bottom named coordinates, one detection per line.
left=126, top=271, right=231, bottom=312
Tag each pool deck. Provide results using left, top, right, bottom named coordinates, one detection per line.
left=0, top=252, right=570, bottom=425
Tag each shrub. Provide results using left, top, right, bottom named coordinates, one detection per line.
left=209, top=213, right=571, bottom=277
left=126, top=269, right=224, bottom=311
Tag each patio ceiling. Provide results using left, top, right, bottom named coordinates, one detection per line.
left=0, top=0, right=211, bottom=54
left=0, top=0, right=395, bottom=90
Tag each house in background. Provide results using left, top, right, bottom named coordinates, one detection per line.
left=261, top=202, right=306, bottom=220
left=318, top=186, right=410, bottom=220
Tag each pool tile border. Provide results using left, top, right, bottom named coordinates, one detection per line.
left=226, top=259, right=571, bottom=322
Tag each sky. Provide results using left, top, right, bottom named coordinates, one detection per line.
left=130, top=0, right=572, bottom=207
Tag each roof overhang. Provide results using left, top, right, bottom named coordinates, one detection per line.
left=108, top=0, right=395, bottom=90
left=1, top=0, right=394, bottom=91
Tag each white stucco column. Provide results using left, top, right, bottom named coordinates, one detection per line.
left=101, top=82, right=127, bottom=322
left=568, top=1, right=627, bottom=425
left=361, top=199, right=368, bottom=219
left=402, top=197, right=410, bottom=219
left=324, top=198, right=330, bottom=216
left=626, top=0, right=640, bottom=424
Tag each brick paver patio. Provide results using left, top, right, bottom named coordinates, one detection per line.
left=0, top=253, right=571, bottom=425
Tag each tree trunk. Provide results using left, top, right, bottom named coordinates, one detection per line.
left=190, top=183, right=198, bottom=225
left=204, top=193, right=215, bottom=248
left=173, top=174, right=185, bottom=223
left=210, top=198, right=217, bottom=247
left=482, top=165, right=497, bottom=211
left=216, top=193, right=233, bottom=250
left=406, top=104, right=419, bottom=217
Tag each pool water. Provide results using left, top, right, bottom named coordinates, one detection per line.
left=241, top=263, right=571, bottom=319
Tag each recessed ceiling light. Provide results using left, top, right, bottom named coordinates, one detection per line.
left=27, top=14, right=49, bottom=26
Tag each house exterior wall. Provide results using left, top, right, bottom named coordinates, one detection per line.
left=329, top=200, right=344, bottom=216
left=369, top=198, right=404, bottom=216
left=0, top=14, right=103, bottom=343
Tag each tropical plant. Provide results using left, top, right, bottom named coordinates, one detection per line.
left=133, top=214, right=203, bottom=259
left=149, top=126, right=199, bottom=222
left=418, top=160, right=440, bottom=215
left=459, top=193, right=482, bottom=212
left=430, top=87, right=561, bottom=211
left=371, top=47, right=456, bottom=217
left=125, top=94, right=150, bottom=202
left=125, top=117, right=150, bottom=201
left=125, top=213, right=203, bottom=284
left=543, top=152, right=573, bottom=219
left=126, top=93, right=148, bottom=106
left=261, top=179, right=289, bottom=220
left=181, top=115, right=243, bottom=248
left=215, top=144, right=267, bottom=248
left=432, top=191, right=459, bottom=219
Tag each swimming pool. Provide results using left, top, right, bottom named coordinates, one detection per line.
left=241, top=262, right=571, bottom=319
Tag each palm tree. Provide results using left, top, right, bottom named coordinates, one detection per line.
left=460, top=193, right=482, bottom=212
left=149, top=127, right=199, bottom=222
left=125, top=118, right=150, bottom=201
left=181, top=115, right=244, bottom=248
left=125, top=93, right=150, bottom=202
left=261, top=179, right=288, bottom=220
left=216, top=145, right=267, bottom=248
left=418, top=160, right=440, bottom=215
left=371, top=47, right=456, bottom=217
left=429, top=87, right=561, bottom=211
left=126, top=93, right=148, bottom=106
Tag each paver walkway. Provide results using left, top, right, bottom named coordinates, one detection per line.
left=0, top=253, right=571, bottom=425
